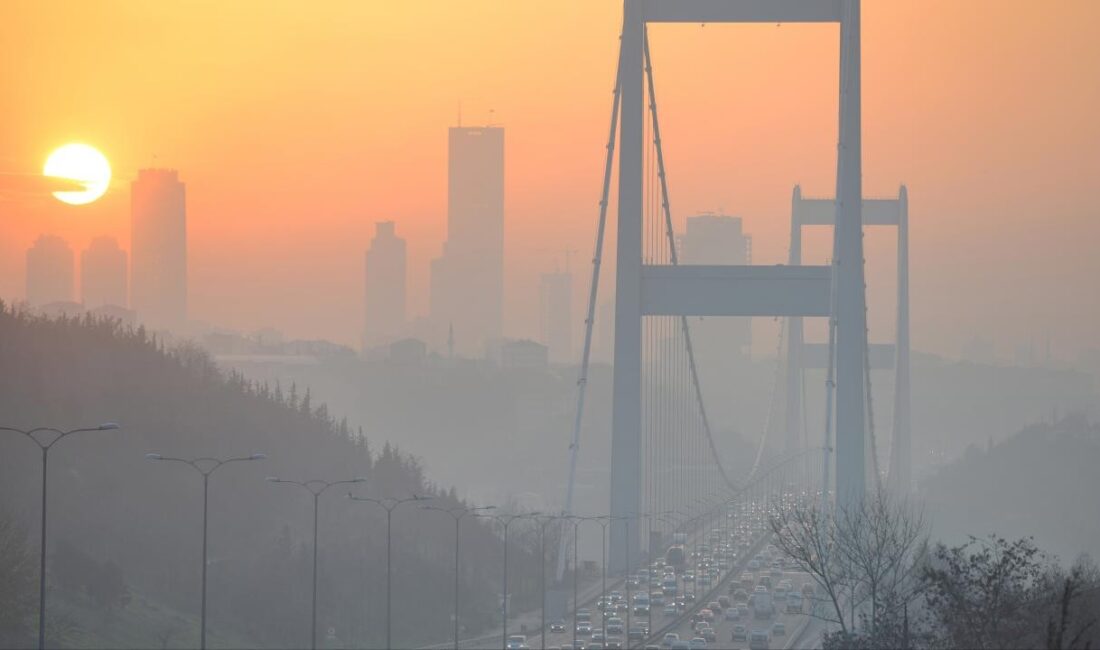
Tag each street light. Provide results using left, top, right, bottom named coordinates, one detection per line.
left=0, top=422, right=119, bottom=650
left=531, top=514, right=561, bottom=650
left=422, top=504, right=496, bottom=650
left=476, top=511, right=540, bottom=650
left=347, top=494, right=431, bottom=650
left=267, top=477, right=366, bottom=650
left=145, top=452, right=265, bottom=650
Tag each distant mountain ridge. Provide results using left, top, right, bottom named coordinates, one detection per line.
left=922, top=415, right=1100, bottom=563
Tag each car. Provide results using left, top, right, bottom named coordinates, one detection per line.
left=772, top=622, right=786, bottom=636
left=664, top=603, right=679, bottom=616
left=635, top=604, right=650, bottom=616
left=699, top=608, right=714, bottom=622
left=577, top=608, right=593, bottom=622
left=662, top=632, right=680, bottom=648
left=506, top=635, right=529, bottom=650
left=689, top=638, right=707, bottom=649
left=732, top=588, right=749, bottom=603
left=591, top=632, right=606, bottom=643
left=606, top=617, right=624, bottom=635
left=585, top=644, right=604, bottom=650
left=550, top=620, right=566, bottom=633
left=758, top=575, right=773, bottom=589
left=606, top=639, right=623, bottom=650
left=701, top=626, right=717, bottom=642
left=707, top=600, right=722, bottom=614
left=731, top=625, right=748, bottom=642
left=576, top=622, right=592, bottom=636
left=629, top=625, right=648, bottom=641
left=683, top=591, right=697, bottom=602
left=718, top=595, right=731, bottom=609
left=749, top=630, right=770, bottom=650
left=724, top=607, right=741, bottom=621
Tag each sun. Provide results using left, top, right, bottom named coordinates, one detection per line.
left=43, top=143, right=112, bottom=205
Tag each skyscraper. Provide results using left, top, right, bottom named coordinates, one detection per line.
left=81, top=236, right=128, bottom=309
left=430, top=125, right=504, bottom=356
left=682, top=214, right=752, bottom=357
left=364, top=220, right=407, bottom=350
left=130, top=169, right=186, bottom=331
left=540, top=270, right=573, bottom=364
left=25, top=234, right=74, bottom=306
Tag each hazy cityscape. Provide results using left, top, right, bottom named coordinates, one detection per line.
left=1, top=2, right=1098, bottom=650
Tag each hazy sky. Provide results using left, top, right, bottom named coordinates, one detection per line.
left=1, top=1, right=1097, bottom=360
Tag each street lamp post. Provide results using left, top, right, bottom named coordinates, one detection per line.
left=145, top=452, right=265, bottom=650
left=477, top=512, right=540, bottom=650
left=532, top=514, right=560, bottom=650
left=0, top=423, right=119, bottom=650
left=563, top=516, right=586, bottom=650
left=423, top=504, right=496, bottom=650
left=347, top=494, right=431, bottom=650
left=267, top=477, right=366, bottom=650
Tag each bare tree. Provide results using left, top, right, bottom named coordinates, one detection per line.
left=769, top=497, right=854, bottom=633
left=834, top=489, right=929, bottom=642
left=769, top=489, right=928, bottom=643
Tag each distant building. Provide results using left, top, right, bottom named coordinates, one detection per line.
left=489, top=338, right=548, bottom=371
left=540, top=271, right=573, bottom=364
left=387, top=338, right=428, bottom=365
left=88, top=303, right=136, bottom=327
left=682, top=214, right=752, bottom=358
left=81, top=236, right=128, bottom=309
left=26, top=234, right=74, bottom=305
left=131, top=169, right=186, bottom=332
left=430, top=126, right=505, bottom=356
left=364, top=221, right=407, bottom=350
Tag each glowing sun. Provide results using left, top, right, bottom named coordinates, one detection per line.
left=43, top=143, right=111, bottom=205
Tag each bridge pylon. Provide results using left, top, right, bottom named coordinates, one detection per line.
left=608, top=0, right=869, bottom=574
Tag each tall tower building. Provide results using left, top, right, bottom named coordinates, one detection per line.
left=364, top=220, right=407, bottom=350
left=540, top=270, right=573, bottom=364
left=430, top=125, right=504, bottom=355
left=682, top=214, right=753, bottom=355
left=26, top=235, right=74, bottom=305
left=130, top=169, right=186, bottom=331
left=81, top=236, right=128, bottom=309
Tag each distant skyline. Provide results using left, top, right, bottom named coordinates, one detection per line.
left=1, top=1, right=1097, bottom=362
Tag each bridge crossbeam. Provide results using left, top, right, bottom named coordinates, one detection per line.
left=639, top=265, right=831, bottom=317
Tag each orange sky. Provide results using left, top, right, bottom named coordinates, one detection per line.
left=1, top=1, right=1097, bottom=360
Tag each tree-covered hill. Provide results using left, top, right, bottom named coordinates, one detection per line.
left=0, top=306, right=546, bottom=649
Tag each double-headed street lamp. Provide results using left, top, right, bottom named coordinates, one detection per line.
left=422, top=504, right=496, bottom=650
left=347, top=494, right=431, bottom=649
left=0, top=422, right=119, bottom=650
left=267, top=477, right=366, bottom=650
left=476, top=511, right=540, bottom=650
left=145, top=452, right=266, bottom=650
left=531, top=514, right=561, bottom=650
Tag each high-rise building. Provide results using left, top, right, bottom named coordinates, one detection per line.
left=81, top=236, right=128, bottom=309
left=364, top=220, right=407, bottom=350
left=540, top=270, right=573, bottom=364
left=130, top=169, right=186, bottom=331
left=25, top=234, right=74, bottom=306
left=681, top=213, right=752, bottom=357
left=430, top=125, right=504, bottom=356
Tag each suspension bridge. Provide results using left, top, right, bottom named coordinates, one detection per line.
left=558, top=0, right=912, bottom=581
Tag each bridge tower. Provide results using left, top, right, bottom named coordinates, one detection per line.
left=610, top=0, right=868, bottom=572
left=784, top=186, right=911, bottom=493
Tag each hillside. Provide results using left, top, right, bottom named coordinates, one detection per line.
left=0, top=306, right=544, bottom=649
left=921, top=415, right=1100, bottom=562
